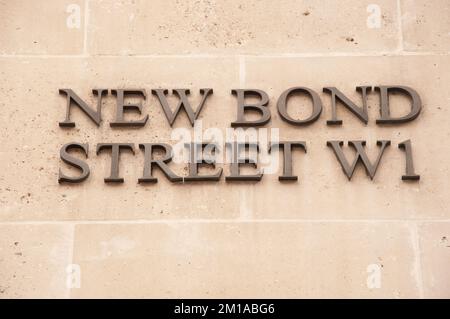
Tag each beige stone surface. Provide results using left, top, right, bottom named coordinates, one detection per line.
left=70, top=222, right=420, bottom=298
left=402, top=0, right=450, bottom=52
left=0, top=0, right=85, bottom=55
left=0, top=224, right=73, bottom=298
left=418, top=222, right=450, bottom=298
left=87, top=0, right=400, bottom=55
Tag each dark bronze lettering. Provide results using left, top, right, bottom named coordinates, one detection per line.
left=398, top=139, right=420, bottom=181
left=375, top=86, right=422, bottom=124
left=270, top=141, right=307, bottom=181
left=225, top=142, right=262, bottom=181
left=152, top=88, right=212, bottom=126
left=327, top=140, right=391, bottom=180
left=324, top=86, right=371, bottom=125
left=184, top=143, right=222, bottom=181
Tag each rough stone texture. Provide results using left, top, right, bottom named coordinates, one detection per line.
left=0, top=0, right=449, bottom=298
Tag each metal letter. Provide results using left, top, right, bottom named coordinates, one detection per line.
left=96, top=143, right=135, bottom=183
left=324, top=86, right=371, bottom=125
left=375, top=86, right=422, bottom=124
left=231, top=89, right=271, bottom=127
left=269, top=141, right=307, bottom=181
left=398, top=139, right=420, bottom=181
left=58, top=142, right=90, bottom=183
left=327, top=140, right=391, bottom=180
left=184, top=143, right=222, bottom=181
left=59, top=89, right=107, bottom=127
left=110, top=89, right=148, bottom=127
left=151, top=88, right=212, bottom=126
left=138, top=143, right=182, bottom=183
left=225, top=142, right=263, bottom=181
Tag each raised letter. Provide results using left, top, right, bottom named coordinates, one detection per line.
left=277, top=87, right=322, bottom=125
left=225, top=142, right=262, bottom=181
left=270, top=141, right=306, bottom=181
left=152, top=88, right=212, bottom=126
left=398, top=139, right=420, bottom=181
left=110, top=89, right=148, bottom=127
left=138, top=143, right=182, bottom=183
left=375, top=86, right=422, bottom=124
left=184, top=143, right=222, bottom=181
left=96, top=143, right=135, bottom=183
left=58, top=142, right=90, bottom=183
left=59, top=89, right=107, bottom=127
left=324, top=86, right=371, bottom=125
left=231, top=89, right=270, bottom=127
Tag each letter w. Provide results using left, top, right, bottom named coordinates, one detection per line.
left=327, top=140, right=390, bottom=180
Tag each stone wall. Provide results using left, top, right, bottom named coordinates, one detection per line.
left=0, top=0, right=449, bottom=298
